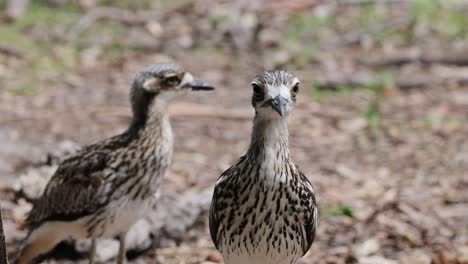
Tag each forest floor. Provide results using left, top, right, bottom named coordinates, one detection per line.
left=0, top=1, right=467, bottom=263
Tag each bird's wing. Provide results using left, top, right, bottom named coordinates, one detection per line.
left=208, top=160, right=241, bottom=249
left=209, top=184, right=221, bottom=249
left=297, top=168, right=318, bottom=256
left=26, top=149, right=112, bottom=228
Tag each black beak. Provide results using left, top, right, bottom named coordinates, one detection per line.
left=271, top=96, right=288, bottom=117
left=184, top=80, right=215, bottom=91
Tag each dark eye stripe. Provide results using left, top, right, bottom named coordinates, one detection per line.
left=251, top=92, right=265, bottom=107
left=253, top=92, right=264, bottom=99
left=251, top=83, right=265, bottom=107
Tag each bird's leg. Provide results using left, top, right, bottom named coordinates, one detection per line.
left=89, top=238, right=96, bottom=264
left=117, top=233, right=126, bottom=264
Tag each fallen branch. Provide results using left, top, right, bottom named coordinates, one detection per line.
left=169, top=103, right=253, bottom=120
left=68, top=7, right=161, bottom=41
left=261, top=0, right=324, bottom=14
left=0, top=44, right=25, bottom=59
left=92, top=103, right=253, bottom=120
left=363, top=53, right=468, bottom=67
left=312, top=74, right=429, bottom=90
left=303, top=72, right=468, bottom=90
left=73, top=38, right=162, bottom=52
left=337, top=0, right=411, bottom=5
left=322, top=16, right=410, bottom=48
left=67, top=2, right=195, bottom=42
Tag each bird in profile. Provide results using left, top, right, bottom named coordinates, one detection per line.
left=15, top=63, right=215, bottom=264
left=209, top=70, right=317, bottom=264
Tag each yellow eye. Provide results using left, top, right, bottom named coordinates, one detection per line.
left=164, top=75, right=180, bottom=86
left=291, top=83, right=299, bottom=96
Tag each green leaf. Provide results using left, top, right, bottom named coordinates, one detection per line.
left=323, top=207, right=354, bottom=218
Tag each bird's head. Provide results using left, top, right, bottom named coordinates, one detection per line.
left=251, top=70, right=299, bottom=119
left=132, top=64, right=214, bottom=100
left=128, top=64, right=214, bottom=132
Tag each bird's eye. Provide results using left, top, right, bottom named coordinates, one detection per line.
left=164, top=76, right=180, bottom=86
left=291, top=83, right=299, bottom=96
left=252, top=83, right=262, bottom=95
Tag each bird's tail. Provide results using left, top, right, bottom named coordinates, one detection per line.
left=13, top=223, right=66, bottom=264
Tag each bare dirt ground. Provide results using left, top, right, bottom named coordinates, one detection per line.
left=1, top=1, right=468, bottom=263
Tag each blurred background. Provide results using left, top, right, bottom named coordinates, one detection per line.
left=0, top=0, right=467, bottom=263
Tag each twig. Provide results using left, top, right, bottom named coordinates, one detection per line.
left=0, top=43, right=25, bottom=59
left=304, top=72, right=468, bottom=90
left=68, top=7, right=161, bottom=41
left=92, top=103, right=253, bottom=120
left=323, top=16, right=410, bottom=48
left=261, top=0, right=324, bottom=14
left=67, top=0, right=196, bottom=42
left=336, top=0, right=411, bottom=5
left=73, top=39, right=162, bottom=52
left=363, top=53, right=468, bottom=67
left=169, top=103, right=253, bottom=120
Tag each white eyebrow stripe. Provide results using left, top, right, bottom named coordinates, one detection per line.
left=180, top=72, right=194, bottom=87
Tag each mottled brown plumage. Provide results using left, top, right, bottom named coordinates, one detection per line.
left=16, top=64, right=214, bottom=264
left=209, top=70, right=317, bottom=264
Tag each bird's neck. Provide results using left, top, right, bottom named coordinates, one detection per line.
left=145, top=98, right=171, bottom=133
left=247, top=115, right=290, bottom=160
left=125, top=97, right=173, bottom=196
left=127, top=97, right=172, bottom=141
